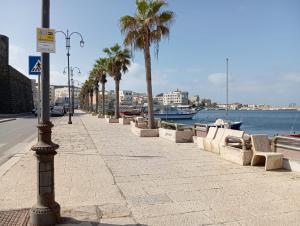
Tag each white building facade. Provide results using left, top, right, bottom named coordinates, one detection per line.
left=163, top=90, right=189, bottom=106
left=119, top=90, right=133, bottom=106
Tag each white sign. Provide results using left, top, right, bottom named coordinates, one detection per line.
left=36, top=28, right=56, bottom=53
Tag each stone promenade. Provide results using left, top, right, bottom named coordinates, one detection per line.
left=0, top=111, right=300, bottom=226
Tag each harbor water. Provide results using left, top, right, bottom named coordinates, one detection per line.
left=169, top=110, right=300, bottom=136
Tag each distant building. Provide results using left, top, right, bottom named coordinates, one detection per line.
left=189, top=95, right=200, bottom=106
left=98, top=90, right=115, bottom=112
left=119, top=90, right=133, bottom=106
left=154, top=93, right=164, bottom=105
left=163, top=89, right=189, bottom=106
left=31, top=79, right=38, bottom=109
left=55, top=86, right=80, bottom=108
left=132, top=92, right=147, bottom=106
left=50, top=85, right=55, bottom=106
left=201, top=98, right=212, bottom=107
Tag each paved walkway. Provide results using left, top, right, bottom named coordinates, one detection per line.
left=0, top=112, right=300, bottom=225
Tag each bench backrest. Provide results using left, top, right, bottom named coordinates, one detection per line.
left=251, top=134, right=272, bottom=153
left=206, top=127, right=218, bottom=139
left=213, top=128, right=225, bottom=142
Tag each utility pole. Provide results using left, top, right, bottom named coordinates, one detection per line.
left=29, top=0, right=61, bottom=225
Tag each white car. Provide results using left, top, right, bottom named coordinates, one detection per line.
left=51, top=106, right=65, bottom=117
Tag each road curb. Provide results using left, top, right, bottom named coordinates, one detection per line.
left=0, top=118, right=16, bottom=123
left=0, top=138, right=37, bottom=177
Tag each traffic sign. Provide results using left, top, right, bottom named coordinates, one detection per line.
left=29, top=56, right=42, bottom=75
left=36, top=28, right=56, bottom=53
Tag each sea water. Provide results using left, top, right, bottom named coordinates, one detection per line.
left=169, top=110, right=300, bottom=136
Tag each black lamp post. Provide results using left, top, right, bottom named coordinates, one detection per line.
left=30, top=1, right=60, bottom=225
left=56, top=29, right=84, bottom=124
left=63, top=66, right=81, bottom=115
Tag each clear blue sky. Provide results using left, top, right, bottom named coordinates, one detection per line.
left=1, top=0, right=300, bottom=105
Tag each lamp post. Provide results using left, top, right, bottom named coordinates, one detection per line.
left=63, top=67, right=81, bottom=115
left=56, top=29, right=84, bottom=124
left=29, top=0, right=60, bottom=225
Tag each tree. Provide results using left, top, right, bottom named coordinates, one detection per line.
left=94, top=58, right=108, bottom=116
left=90, top=69, right=99, bottom=114
left=104, top=44, right=131, bottom=119
left=120, top=0, right=175, bottom=128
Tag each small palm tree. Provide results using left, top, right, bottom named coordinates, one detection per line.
left=86, top=77, right=94, bottom=112
left=90, top=69, right=99, bottom=114
left=120, top=0, right=175, bottom=129
left=94, top=58, right=108, bottom=116
left=104, top=44, right=131, bottom=119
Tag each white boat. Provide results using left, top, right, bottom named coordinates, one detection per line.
left=152, top=107, right=198, bottom=120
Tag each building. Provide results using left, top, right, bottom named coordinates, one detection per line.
left=31, top=79, right=38, bottom=109
left=98, top=90, right=115, bottom=113
left=153, top=93, right=164, bottom=105
left=163, top=89, right=189, bottom=106
left=189, top=95, right=200, bottom=106
left=55, top=86, right=80, bottom=108
left=50, top=85, right=55, bottom=106
left=0, top=35, right=33, bottom=113
left=132, top=92, right=147, bottom=106
left=119, top=90, right=133, bottom=106
left=201, top=98, right=212, bottom=107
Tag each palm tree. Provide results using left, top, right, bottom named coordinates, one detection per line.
left=104, top=44, right=131, bottom=119
left=94, top=58, right=108, bottom=116
left=120, top=0, right=175, bottom=129
left=85, top=77, right=94, bottom=112
left=89, top=69, right=99, bottom=115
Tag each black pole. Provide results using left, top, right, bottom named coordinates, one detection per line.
left=67, top=36, right=72, bottom=124
left=30, top=0, right=60, bottom=225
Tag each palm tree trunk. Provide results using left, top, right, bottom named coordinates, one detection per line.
left=90, top=92, right=93, bottom=112
left=95, top=85, right=99, bottom=114
left=143, top=42, right=155, bottom=129
left=102, top=82, right=106, bottom=116
left=115, top=79, right=120, bottom=119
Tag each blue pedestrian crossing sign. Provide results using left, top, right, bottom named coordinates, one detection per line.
left=29, top=56, right=42, bottom=75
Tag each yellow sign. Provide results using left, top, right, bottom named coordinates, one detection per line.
left=37, top=28, right=55, bottom=42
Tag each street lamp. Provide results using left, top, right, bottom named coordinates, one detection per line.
left=56, top=29, right=84, bottom=124
left=30, top=1, right=60, bottom=225
left=63, top=66, right=81, bottom=115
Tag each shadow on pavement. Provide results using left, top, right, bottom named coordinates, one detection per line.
left=59, top=217, right=148, bottom=226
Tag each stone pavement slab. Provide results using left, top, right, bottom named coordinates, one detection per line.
left=0, top=111, right=300, bottom=226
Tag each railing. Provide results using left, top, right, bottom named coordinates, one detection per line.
left=272, top=136, right=300, bottom=152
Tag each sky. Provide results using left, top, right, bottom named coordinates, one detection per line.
left=1, top=0, right=300, bottom=106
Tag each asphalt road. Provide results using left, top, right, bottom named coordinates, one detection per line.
left=0, top=115, right=59, bottom=166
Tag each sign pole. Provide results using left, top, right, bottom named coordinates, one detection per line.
left=29, top=0, right=60, bottom=225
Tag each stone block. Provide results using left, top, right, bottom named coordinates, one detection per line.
left=220, top=145, right=253, bottom=165
left=159, top=128, right=193, bottom=143
left=106, top=118, right=119, bottom=123
left=131, top=122, right=159, bottom=137
left=119, top=117, right=132, bottom=125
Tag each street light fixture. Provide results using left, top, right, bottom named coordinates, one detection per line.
left=63, top=67, right=81, bottom=114
left=56, top=29, right=84, bottom=124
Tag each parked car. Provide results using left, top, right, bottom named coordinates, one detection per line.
left=51, top=106, right=65, bottom=117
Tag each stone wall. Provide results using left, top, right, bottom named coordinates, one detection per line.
left=0, top=34, right=33, bottom=114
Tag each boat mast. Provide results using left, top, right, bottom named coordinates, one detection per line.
left=226, top=58, right=229, bottom=120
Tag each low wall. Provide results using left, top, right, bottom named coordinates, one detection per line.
left=131, top=121, right=159, bottom=137
left=119, top=117, right=132, bottom=125
left=193, top=136, right=205, bottom=149
left=159, top=128, right=193, bottom=143
left=106, top=118, right=119, bottom=123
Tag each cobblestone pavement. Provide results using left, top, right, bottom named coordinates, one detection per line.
left=0, top=112, right=300, bottom=226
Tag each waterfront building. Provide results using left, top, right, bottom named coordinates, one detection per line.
left=163, top=89, right=189, bottom=106
left=132, top=92, right=147, bottom=106
left=98, top=90, right=115, bottom=113
left=201, top=98, right=212, bottom=107
left=119, top=90, right=133, bottom=106
left=55, top=86, right=80, bottom=108
left=189, top=95, right=200, bottom=106
left=154, top=93, right=164, bottom=105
